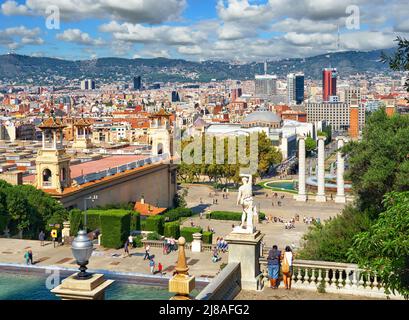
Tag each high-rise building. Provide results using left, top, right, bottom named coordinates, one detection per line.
left=171, top=91, right=180, bottom=102
left=345, top=87, right=361, bottom=105
left=255, top=74, right=277, bottom=97
left=133, top=76, right=142, bottom=90
left=287, top=73, right=304, bottom=104
left=80, top=79, right=95, bottom=90
left=322, top=68, right=337, bottom=102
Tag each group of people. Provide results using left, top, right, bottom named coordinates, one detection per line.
left=303, top=216, right=320, bottom=224
left=215, top=237, right=228, bottom=253
left=163, top=238, right=177, bottom=254
left=267, top=245, right=294, bottom=290
left=24, top=249, right=34, bottom=265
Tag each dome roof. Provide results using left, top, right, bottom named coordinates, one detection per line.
left=243, top=111, right=281, bottom=124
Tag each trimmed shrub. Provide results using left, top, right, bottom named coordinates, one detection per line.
left=180, top=226, right=202, bottom=243
left=147, top=231, right=161, bottom=240
left=164, top=221, right=180, bottom=239
left=202, top=231, right=213, bottom=244
left=0, top=214, right=8, bottom=234
left=130, top=211, right=141, bottom=231
left=100, top=210, right=131, bottom=249
left=133, top=235, right=143, bottom=248
left=144, top=216, right=164, bottom=235
left=207, top=211, right=265, bottom=221
left=69, top=209, right=82, bottom=236
left=163, top=207, right=193, bottom=222
left=83, top=210, right=101, bottom=232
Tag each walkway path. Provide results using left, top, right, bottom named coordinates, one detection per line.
left=183, top=184, right=345, bottom=248
left=0, top=238, right=225, bottom=279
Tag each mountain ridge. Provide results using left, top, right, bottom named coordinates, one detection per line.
left=0, top=48, right=396, bottom=85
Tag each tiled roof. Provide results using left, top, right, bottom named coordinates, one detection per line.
left=134, top=202, right=167, bottom=216
left=38, top=117, right=67, bottom=129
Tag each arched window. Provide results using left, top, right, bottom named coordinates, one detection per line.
left=43, top=169, right=52, bottom=186
left=157, top=143, right=164, bottom=155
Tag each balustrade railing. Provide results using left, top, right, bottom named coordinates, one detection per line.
left=141, top=240, right=213, bottom=252
left=259, top=258, right=403, bottom=299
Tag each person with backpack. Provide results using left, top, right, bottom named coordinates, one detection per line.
left=267, top=245, right=281, bottom=288
left=281, top=246, right=294, bottom=290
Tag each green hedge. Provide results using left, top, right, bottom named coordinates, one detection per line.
left=130, top=212, right=141, bottom=231
left=0, top=214, right=8, bottom=234
left=133, top=235, right=143, bottom=248
left=144, top=216, right=164, bottom=235
left=202, top=231, right=213, bottom=244
left=163, top=207, right=193, bottom=222
left=69, top=209, right=82, bottom=236
left=147, top=231, right=161, bottom=240
left=180, top=227, right=202, bottom=242
left=207, top=211, right=265, bottom=221
left=164, top=221, right=180, bottom=239
left=84, top=210, right=101, bottom=232
left=100, top=210, right=131, bottom=249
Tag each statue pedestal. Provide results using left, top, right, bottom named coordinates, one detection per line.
left=51, top=273, right=114, bottom=300
left=225, top=230, right=264, bottom=291
left=335, top=195, right=346, bottom=203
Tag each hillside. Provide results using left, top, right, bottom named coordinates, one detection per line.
left=0, top=48, right=396, bottom=85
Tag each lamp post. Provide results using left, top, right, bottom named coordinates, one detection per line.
left=71, top=230, right=93, bottom=280
left=83, top=194, right=98, bottom=230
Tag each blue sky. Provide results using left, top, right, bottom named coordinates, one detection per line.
left=0, top=0, right=407, bottom=61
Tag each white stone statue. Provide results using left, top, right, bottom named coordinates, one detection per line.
left=234, top=174, right=257, bottom=234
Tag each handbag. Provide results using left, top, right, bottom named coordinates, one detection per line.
left=282, top=254, right=290, bottom=274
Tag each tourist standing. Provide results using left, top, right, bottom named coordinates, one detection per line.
left=282, top=246, right=294, bottom=290
left=143, top=244, right=150, bottom=260
left=267, top=245, right=281, bottom=288
left=158, top=262, right=163, bottom=276
left=149, top=258, right=155, bottom=274
left=28, top=250, right=33, bottom=265
left=24, top=250, right=30, bottom=265
left=38, top=231, right=45, bottom=246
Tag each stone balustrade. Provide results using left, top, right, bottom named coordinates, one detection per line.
left=259, top=258, right=403, bottom=299
left=196, top=262, right=241, bottom=300
left=141, top=240, right=214, bottom=252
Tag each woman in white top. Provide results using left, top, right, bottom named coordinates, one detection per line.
left=282, top=246, right=294, bottom=290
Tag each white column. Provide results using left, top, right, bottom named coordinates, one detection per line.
left=295, top=136, right=307, bottom=201
left=316, top=136, right=326, bottom=202
left=335, top=137, right=346, bottom=203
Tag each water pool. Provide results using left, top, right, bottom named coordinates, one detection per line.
left=0, top=272, right=190, bottom=300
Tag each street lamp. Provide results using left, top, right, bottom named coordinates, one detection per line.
left=83, top=195, right=98, bottom=230
left=71, top=230, right=93, bottom=280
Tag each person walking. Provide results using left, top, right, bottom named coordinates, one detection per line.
left=267, top=245, right=281, bottom=288
left=149, top=258, right=155, bottom=274
left=128, top=234, right=134, bottom=248
left=124, top=239, right=130, bottom=257
left=143, top=244, right=150, bottom=260
left=282, top=246, right=294, bottom=290
left=39, top=231, right=45, bottom=246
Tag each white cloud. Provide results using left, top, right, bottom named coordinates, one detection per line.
left=0, top=26, right=44, bottom=49
left=1, top=0, right=187, bottom=24
left=100, top=21, right=207, bottom=45
left=56, top=29, right=105, bottom=46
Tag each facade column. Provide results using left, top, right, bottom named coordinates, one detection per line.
left=335, top=137, right=346, bottom=203
left=315, top=136, right=326, bottom=202
left=295, top=136, right=307, bottom=201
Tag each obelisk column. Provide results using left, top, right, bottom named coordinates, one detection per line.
left=295, top=136, right=307, bottom=201
left=315, top=136, right=326, bottom=202
left=335, top=137, right=346, bottom=203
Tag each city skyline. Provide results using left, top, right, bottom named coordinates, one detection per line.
left=0, top=0, right=409, bottom=61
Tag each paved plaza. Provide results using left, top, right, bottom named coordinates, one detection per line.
left=0, top=238, right=225, bottom=279
left=183, top=183, right=345, bottom=249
